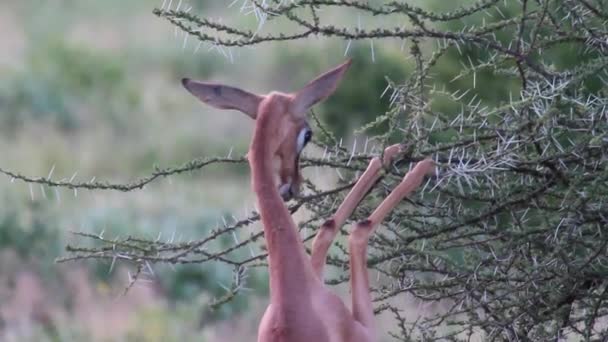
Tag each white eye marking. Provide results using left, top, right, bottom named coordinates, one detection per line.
left=296, top=128, right=312, bottom=153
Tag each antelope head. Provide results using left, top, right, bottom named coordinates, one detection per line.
left=182, top=60, right=351, bottom=201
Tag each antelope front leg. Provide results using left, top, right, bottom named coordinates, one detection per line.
left=348, top=159, right=435, bottom=331
left=311, top=145, right=402, bottom=280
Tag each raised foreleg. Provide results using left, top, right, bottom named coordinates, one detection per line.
left=310, top=145, right=402, bottom=280
left=348, top=159, right=435, bottom=331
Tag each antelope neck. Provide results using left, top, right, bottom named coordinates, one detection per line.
left=249, top=105, right=315, bottom=305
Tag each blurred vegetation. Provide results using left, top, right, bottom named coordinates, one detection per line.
left=0, top=207, right=61, bottom=262
left=0, top=1, right=262, bottom=340
left=0, top=40, right=138, bottom=132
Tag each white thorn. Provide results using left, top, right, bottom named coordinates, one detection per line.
left=370, top=40, right=375, bottom=63
left=47, top=164, right=56, bottom=179
left=344, top=40, right=352, bottom=56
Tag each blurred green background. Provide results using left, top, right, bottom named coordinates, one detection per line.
left=0, top=0, right=587, bottom=341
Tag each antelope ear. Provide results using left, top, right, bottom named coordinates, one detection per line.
left=182, top=79, right=263, bottom=119
left=290, top=59, right=352, bottom=116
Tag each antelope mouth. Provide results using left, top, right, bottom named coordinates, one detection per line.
left=278, top=183, right=298, bottom=201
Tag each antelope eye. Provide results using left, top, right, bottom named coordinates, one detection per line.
left=296, top=128, right=313, bottom=153
left=304, top=130, right=312, bottom=144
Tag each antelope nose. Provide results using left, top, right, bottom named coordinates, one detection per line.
left=279, top=183, right=293, bottom=201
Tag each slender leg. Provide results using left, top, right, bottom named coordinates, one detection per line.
left=310, top=145, right=402, bottom=280
left=348, top=158, right=435, bottom=328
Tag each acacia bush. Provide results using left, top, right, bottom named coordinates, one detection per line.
left=4, top=0, right=608, bottom=340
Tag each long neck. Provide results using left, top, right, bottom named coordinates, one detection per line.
left=249, top=113, right=315, bottom=305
